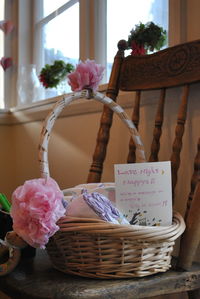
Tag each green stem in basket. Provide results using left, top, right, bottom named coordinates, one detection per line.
left=0, top=193, right=11, bottom=213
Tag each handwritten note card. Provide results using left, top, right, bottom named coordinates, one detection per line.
left=114, top=161, right=172, bottom=226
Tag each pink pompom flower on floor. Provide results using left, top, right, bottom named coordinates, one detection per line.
left=68, top=59, right=105, bottom=92
left=10, top=177, right=66, bottom=249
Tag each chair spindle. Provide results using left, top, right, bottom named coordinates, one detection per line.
left=87, top=42, right=126, bottom=183
left=127, top=90, right=141, bottom=163
left=184, top=138, right=200, bottom=220
left=149, top=88, right=166, bottom=162
left=170, top=84, right=190, bottom=200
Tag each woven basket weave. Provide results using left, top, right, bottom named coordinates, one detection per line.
left=39, top=89, right=185, bottom=279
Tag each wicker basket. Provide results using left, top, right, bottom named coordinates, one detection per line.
left=39, top=89, right=185, bottom=279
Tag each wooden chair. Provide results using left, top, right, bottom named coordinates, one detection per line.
left=0, top=40, right=200, bottom=299
left=87, top=39, right=200, bottom=298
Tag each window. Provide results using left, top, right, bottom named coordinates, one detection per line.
left=34, top=0, right=168, bottom=87
left=2, top=0, right=174, bottom=109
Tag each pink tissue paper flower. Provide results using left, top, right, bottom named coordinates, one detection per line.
left=68, top=59, right=105, bottom=91
left=10, top=177, right=66, bottom=249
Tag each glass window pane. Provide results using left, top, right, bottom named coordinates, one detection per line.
left=107, top=0, right=168, bottom=80
left=44, top=4, right=79, bottom=63
left=43, top=2, right=79, bottom=95
left=43, top=0, right=71, bottom=18
left=0, top=0, right=5, bottom=108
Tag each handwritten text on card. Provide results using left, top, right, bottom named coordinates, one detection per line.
left=114, top=161, right=172, bottom=226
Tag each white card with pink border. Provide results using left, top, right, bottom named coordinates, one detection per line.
left=114, top=161, right=172, bottom=226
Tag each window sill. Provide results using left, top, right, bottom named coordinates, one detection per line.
left=0, top=85, right=136, bottom=126
left=0, top=87, right=161, bottom=126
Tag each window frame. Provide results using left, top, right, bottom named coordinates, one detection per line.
left=33, top=0, right=107, bottom=78
left=33, top=0, right=79, bottom=73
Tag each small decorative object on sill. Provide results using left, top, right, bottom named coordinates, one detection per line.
left=0, top=20, right=14, bottom=71
left=0, top=57, right=13, bottom=71
left=2, top=60, right=185, bottom=279
left=127, top=21, right=167, bottom=55
left=39, top=60, right=74, bottom=89
left=17, top=64, right=41, bottom=105
left=0, top=20, right=14, bottom=34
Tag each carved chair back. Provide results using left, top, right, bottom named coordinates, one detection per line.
left=87, top=39, right=200, bottom=274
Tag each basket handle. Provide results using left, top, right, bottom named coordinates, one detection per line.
left=38, top=89, right=146, bottom=179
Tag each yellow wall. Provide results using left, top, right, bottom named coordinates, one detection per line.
left=0, top=125, right=14, bottom=195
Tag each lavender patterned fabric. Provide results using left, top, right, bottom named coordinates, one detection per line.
left=82, top=190, right=121, bottom=223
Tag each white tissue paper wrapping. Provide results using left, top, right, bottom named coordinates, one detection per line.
left=63, top=183, right=129, bottom=224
